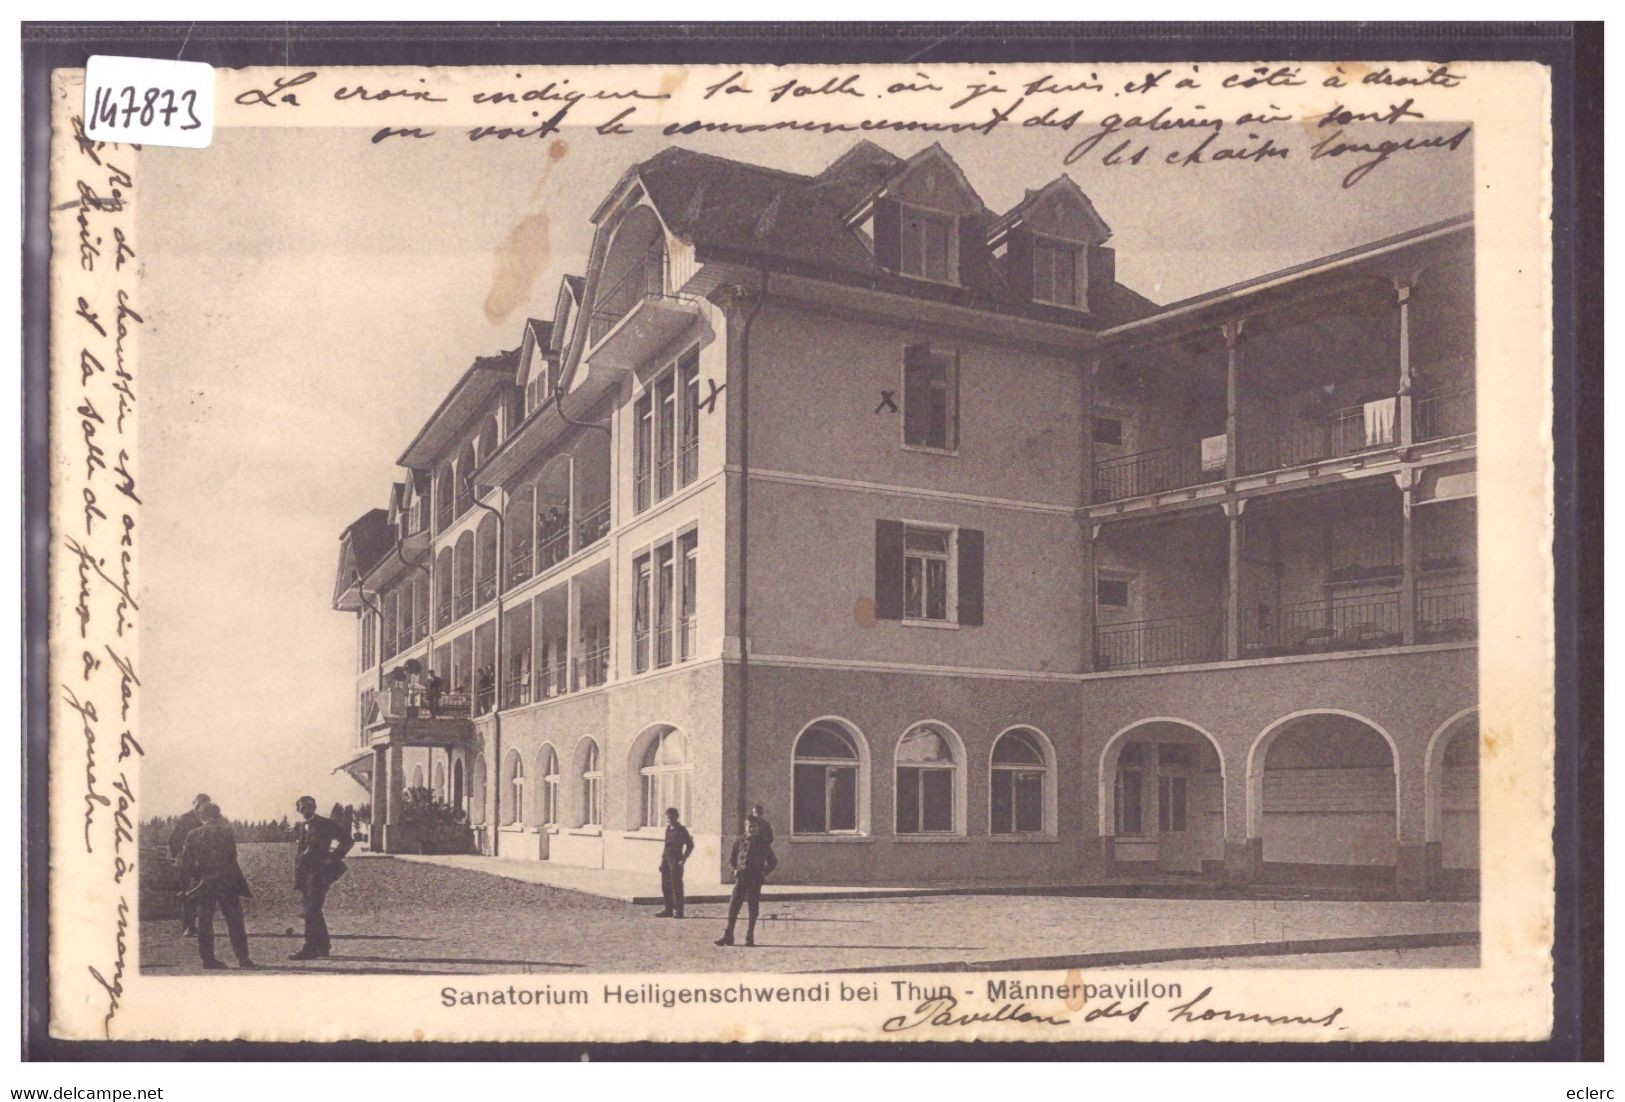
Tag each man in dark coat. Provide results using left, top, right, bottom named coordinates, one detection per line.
left=167, top=793, right=211, bottom=936
left=654, top=807, right=694, bottom=918
left=749, top=802, right=775, bottom=846
left=716, top=817, right=777, bottom=947
left=290, top=794, right=354, bottom=961
left=176, top=802, right=254, bottom=969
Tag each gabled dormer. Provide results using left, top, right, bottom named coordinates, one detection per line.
left=517, top=317, right=557, bottom=417
left=846, top=144, right=989, bottom=287
left=989, top=176, right=1113, bottom=313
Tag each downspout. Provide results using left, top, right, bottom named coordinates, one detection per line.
left=733, top=260, right=770, bottom=833
left=468, top=475, right=505, bottom=857
left=353, top=570, right=385, bottom=695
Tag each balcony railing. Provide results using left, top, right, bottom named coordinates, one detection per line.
left=379, top=685, right=472, bottom=722
left=411, top=614, right=428, bottom=644
left=475, top=574, right=496, bottom=606
left=1093, top=440, right=1226, bottom=503
left=1417, top=578, right=1477, bottom=643
left=1094, top=612, right=1225, bottom=671
left=655, top=623, right=674, bottom=668
left=589, top=249, right=666, bottom=345
left=575, top=500, right=610, bottom=550
left=503, top=670, right=532, bottom=709
left=474, top=679, right=495, bottom=716
left=679, top=614, right=697, bottom=661
left=454, top=582, right=473, bottom=620
left=507, top=546, right=534, bottom=587
left=536, top=657, right=570, bottom=700
left=634, top=628, right=651, bottom=674
left=1241, top=589, right=1402, bottom=657
left=574, top=644, right=609, bottom=690
left=1414, top=385, right=1475, bottom=442
left=1238, top=398, right=1399, bottom=475
left=679, top=438, right=698, bottom=485
left=657, top=455, right=675, bottom=499
left=538, top=524, right=570, bottom=571
left=436, top=597, right=452, bottom=627
left=634, top=472, right=651, bottom=514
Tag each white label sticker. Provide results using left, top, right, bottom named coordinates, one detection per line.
left=84, top=55, right=215, bottom=149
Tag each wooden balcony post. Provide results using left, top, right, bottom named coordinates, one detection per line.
left=1394, top=276, right=1415, bottom=449
left=1397, top=468, right=1419, bottom=645
left=1222, top=320, right=1245, bottom=479
left=1223, top=498, right=1245, bottom=660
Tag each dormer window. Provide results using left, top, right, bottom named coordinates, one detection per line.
left=900, top=207, right=956, bottom=283
left=1033, top=236, right=1084, bottom=308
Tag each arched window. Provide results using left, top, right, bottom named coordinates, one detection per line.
left=452, top=759, right=465, bottom=813
left=540, top=745, right=560, bottom=826
left=793, top=721, right=862, bottom=835
left=432, top=761, right=446, bottom=801
left=411, top=765, right=425, bottom=791
left=639, top=728, right=691, bottom=829
left=991, top=727, right=1049, bottom=835
left=469, top=755, right=487, bottom=825
left=896, top=723, right=959, bottom=835
left=502, top=749, right=525, bottom=826
left=580, top=740, right=603, bottom=826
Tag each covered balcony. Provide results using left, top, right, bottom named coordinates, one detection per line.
left=1090, top=249, right=1474, bottom=508
left=585, top=206, right=703, bottom=372
left=1092, top=482, right=1476, bottom=671
left=502, top=431, right=612, bottom=593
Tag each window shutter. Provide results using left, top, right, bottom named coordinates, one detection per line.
left=873, top=198, right=902, bottom=272
left=1006, top=228, right=1033, bottom=300
left=957, top=527, right=984, bottom=626
left=874, top=519, right=905, bottom=620
left=1086, top=245, right=1115, bottom=313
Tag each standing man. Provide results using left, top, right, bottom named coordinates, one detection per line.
left=290, top=794, right=354, bottom=961
left=167, top=793, right=211, bottom=937
left=716, top=817, right=777, bottom=947
left=176, top=802, right=254, bottom=970
left=655, top=807, right=694, bottom=918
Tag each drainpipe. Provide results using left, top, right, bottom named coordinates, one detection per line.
left=353, top=570, right=385, bottom=695
left=468, top=475, right=505, bottom=857
left=393, top=541, right=435, bottom=667
left=733, top=260, right=770, bottom=834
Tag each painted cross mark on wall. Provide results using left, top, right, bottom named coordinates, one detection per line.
left=875, top=390, right=898, bottom=414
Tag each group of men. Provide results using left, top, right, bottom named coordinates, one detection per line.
left=656, top=802, right=779, bottom=948
left=166, top=793, right=355, bottom=969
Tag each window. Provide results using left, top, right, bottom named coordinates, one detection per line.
left=1093, top=415, right=1124, bottom=447
left=904, top=525, right=952, bottom=622
left=1114, top=742, right=1147, bottom=836
left=540, top=746, right=560, bottom=825
left=679, top=531, right=699, bottom=661
left=793, top=722, right=862, bottom=834
left=1097, top=577, right=1130, bottom=609
left=1158, top=775, right=1188, bottom=833
left=679, top=351, right=700, bottom=485
left=633, top=554, right=652, bottom=673
left=655, top=372, right=676, bottom=498
left=639, top=728, right=691, bottom=829
left=900, top=207, right=955, bottom=282
left=903, top=344, right=958, bottom=450
left=633, top=393, right=652, bottom=512
left=580, top=740, right=603, bottom=827
left=655, top=544, right=675, bottom=667
left=503, top=749, right=525, bottom=826
left=895, top=724, right=959, bottom=834
left=991, top=728, right=1048, bottom=835
left=1033, top=237, right=1082, bottom=307
left=633, top=348, right=702, bottom=514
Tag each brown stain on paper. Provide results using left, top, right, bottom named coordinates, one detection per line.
left=483, top=209, right=551, bottom=325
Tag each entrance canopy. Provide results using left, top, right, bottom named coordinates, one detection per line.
left=333, top=750, right=375, bottom=793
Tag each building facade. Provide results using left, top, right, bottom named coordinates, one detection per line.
left=332, top=141, right=1478, bottom=896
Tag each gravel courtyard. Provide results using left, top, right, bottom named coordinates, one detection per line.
left=139, top=843, right=1479, bottom=976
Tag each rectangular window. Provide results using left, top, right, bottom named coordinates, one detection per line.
left=903, top=344, right=957, bottom=450
left=1116, top=768, right=1144, bottom=835
left=633, top=393, right=653, bottom=512
left=655, top=543, right=675, bottom=668
left=1097, top=578, right=1130, bottom=609
left=655, top=372, right=676, bottom=499
left=1093, top=415, right=1124, bottom=447
left=903, top=525, right=952, bottom=622
left=1033, top=238, right=1081, bottom=306
left=678, top=350, right=700, bottom=486
left=900, top=207, right=955, bottom=282
left=679, top=531, right=698, bottom=661
left=633, top=554, right=652, bottom=674
left=1158, top=775, right=1188, bottom=833
left=897, top=767, right=954, bottom=834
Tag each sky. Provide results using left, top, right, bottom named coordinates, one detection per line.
left=136, top=120, right=1472, bottom=820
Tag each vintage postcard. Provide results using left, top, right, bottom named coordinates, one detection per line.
left=46, top=54, right=1555, bottom=1045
